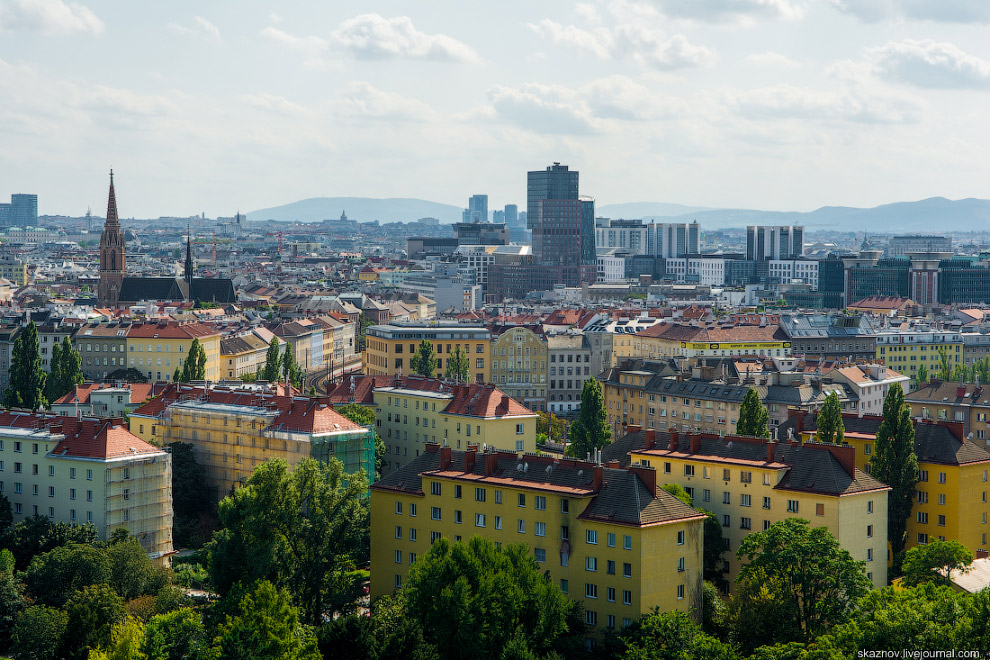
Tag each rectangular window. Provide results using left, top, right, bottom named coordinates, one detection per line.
left=740, top=494, right=751, bottom=507
left=475, top=488, right=486, bottom=502
left=455, top=510, right=463, bottom=524
left=534, top=548, right=546, bottom=563
left=585, top=583, right=598, bottom=599
left=623, top=590, right=632, bottom=605
left=535, top=496, right=546, bottom=510
left=586, top=611, right=597, bottom=626
left=816, top=503, right=825, bottom=517
left=939, top=472, right=947, bottom=484
left=586, top=557, right=597, bottom=572
left=740, top=471, right=752, bottom=484
left=518, top=519, right=525, bottom=534
left=495, top=490, right=502, bottom=504
left=722, top=492, right=730, bottom=504
left=624, top=535, right=632, bottom=550
left=410, top=503, right=417, bottom=517
left=561, top=499, right=569, bottom=514
left=431, top=507, right=441, bottom=521
left=495, top=516, right=503, bottom=530
left=518, top=493, right=526, bottom=507
left=677, top=530, right=685, bottom=545
left=560, top=579, right=568, bottom=594
left=475, top=513, right=486, bottom=527
left=723, top=469, right=731, bottom=481
left=678, top=557, right=685, bottom=572
left=623, top=563, right=632, bottom=578
left=535, top=522, right=546, bottom=537
left=431, top=531, right=442, bottom=543
left=395, top=501, right=403, bottom=515
left=740, top=517, right=751, bottom=530
left=607, top=560, right=616, bottom=575
left=723, top=514, right=730, bottom=527
left=431, top=482, right=442, bottom=496
left=454, top=485, right=462, bottom=499
left=763, top=496, right=771, bottom=510
left=867, top=548, right=874, bottom=562
left=395, top=550, right=402, bottom=564
left=867, top=524, right=873, bottom=538
left=607, top=532, right=616, bottom=547
left=787, top=500, right=799, bottom=513
left=703, top=489, right=711, bottom=502
left=586, top=529, right=598, bottom=544
left=677, top=584, right=685, bottom=600
left=410, top=528, right=417, bottom=542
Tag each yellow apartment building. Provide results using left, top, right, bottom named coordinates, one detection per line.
left=124, top=321, right=221, bottom=383
left=874, top=325, right=963, bottom=382
left=0, top=412, right=173, bottom=562
left=627, top=323, right=793, bottom=361
left=371, top=444, right=707, bottom=643
left=604, top=427, right=890, bottom=589
left=489, top=325, right=548, bottom=412
left=781, top=411, right=990, bottom=555
left=372, top=378, right=538, bottom=474
left=129, top=383, right=375, bottom=500
left=905, top=381, right=990, bottom=448
left=363, top=323, right=491, bottom=383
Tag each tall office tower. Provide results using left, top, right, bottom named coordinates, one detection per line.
left=746, top=225, right=804, bottom=261
left=504, top=204, right=518, bottom=227
left=527, top=163, right=580, bottom=260
left=645, top=221, right=700, bottom=258
left=466, top=194, right=488, bottom=223
left=0, top=203, right=9, bottom=227
left=10, top=194, right=38, bottom=226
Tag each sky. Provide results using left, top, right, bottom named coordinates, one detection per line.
left=1, top=0, right=989, bottom=219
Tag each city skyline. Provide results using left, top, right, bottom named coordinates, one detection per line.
left=1, top=0, right=989, bottom=217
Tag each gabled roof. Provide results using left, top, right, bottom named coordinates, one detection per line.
left=53, top=382, right=157, bottom=406
left=0, top=412, right=163, bottom=460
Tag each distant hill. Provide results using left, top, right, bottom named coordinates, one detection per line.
left=635, top=197, right=990, bottom=232
left=248, top=196, right=990, bottom=232
left=596, top=201, right=715, bottom=218
left=247, top=197, right=464, bottom=224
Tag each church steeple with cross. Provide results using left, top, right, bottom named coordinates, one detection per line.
left=98, top=170, right=126, bottom=307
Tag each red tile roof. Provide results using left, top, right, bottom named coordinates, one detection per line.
left=126, top=321, right=219, bottom=339
left=53, top=382, right=158, bottom=406
left=0, top=412, right=162, bottom=460
left=441, top=383, right=534, bottom=418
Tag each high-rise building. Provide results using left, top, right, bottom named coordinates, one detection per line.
left=746, top=225, right=804, bottom=261
left=10, top=194, right=37, bottom=225
left=464, top=194, right=488, bottom=223
left=527, top=162, right=578, bottom=232
left=504, top=204, right=518, bottom=227
left=527, top=163, right=595, bottom=269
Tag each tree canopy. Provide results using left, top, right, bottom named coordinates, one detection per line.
left=260, top=337, right=282, bottom=382
left=736, top=388, right=769, bottom=438
left=44, top=336, right=83, bottom=404
left=177, top=338, right=207, bottom=383
left=869, top=383, right=918, bottom=556
left=901, top=539, right=973, bottom=588
left=566, top=378, right=611, bottom=458
left=3, top=321, right=47, bottom=410
left=816, top=392, right=844, bottom=445
left=444, top=346, right=469, bottom=382
left=410, top=339, right=437, bottom=378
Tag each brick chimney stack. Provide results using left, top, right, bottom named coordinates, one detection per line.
left=669, top=429, right=679, bottom=451
left=767, top=440, right=776, bottom=463
left=485, top=451, right=498, bottom=476
left=440, top=445, right=452, bottom=470
left=592, top=464, right=603, bottom=491
left=628, top=463, right=657, bottom=496
left=645, top=430, right=656, bottom=450
left=465, top=445, right=477, bottom=473
left=689, top=432, right=700, bottom=454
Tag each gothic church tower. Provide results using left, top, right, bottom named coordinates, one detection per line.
left=97, top=170, right=125, bottom=306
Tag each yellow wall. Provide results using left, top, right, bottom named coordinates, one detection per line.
left=374, top=388, right=537, bottom=474
left=125, top=333, right=221, bottom=382
left=604, top=375, right=740, bottom=436
left=628, top=449, right=888, bottom=588
left=490, top=328, right=548, bottom=411
left=370, top=475, right=704, bottom=634
left=876, top=341, right=963, bottom=380
left=364, top=334, right=490, bottom=383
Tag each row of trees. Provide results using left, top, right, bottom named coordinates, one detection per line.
left=408, top=339, right=471, bottom=381
left=915, top=355, right=990, bottom=390
left=255, top=337, right=304, bottom=389
left=3, top=322, right=84, bottom=411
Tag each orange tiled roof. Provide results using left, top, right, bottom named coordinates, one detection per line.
left=0, top=412, right=162, bottom=460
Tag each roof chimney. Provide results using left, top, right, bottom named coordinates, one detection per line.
left=825, top=443, right=857, bottom=478
left=628, top=463, right=657, bottom=496
left=645, top=429, right=656, bottom=450
left=794, top=409, right=806, bottom=434
left=424, top=442, right=439, bottom=453
left=500, top=395, right=510, bottom=411
left=957, top=385, right=967, bottom=399
left=669, top=428, right=679, bottom=451
left=767, top=440, right=776, bottom=464
left=977, top=549, right=989, bottom=560
left=689, top=432, right=701, bottom=454
left=485, top=451, right=498, bottom=476
left=465, top=445, right=478, bottom=473
left=607, top=459, right=620, bottom=469
left=627, top=423, right=641, bottom=435
left=440, top=445, right=452, bottom=470
left=592, top=464, right=603, bottom=492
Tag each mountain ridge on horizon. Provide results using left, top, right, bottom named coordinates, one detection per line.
left=247, top=195, right=990, bottom=232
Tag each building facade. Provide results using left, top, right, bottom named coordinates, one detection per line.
left=489, top=325, right=548, bottom=412
left=363, top=323, right=491, bottom=383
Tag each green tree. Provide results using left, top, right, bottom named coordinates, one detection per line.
left=565, top=378, right=611, bottom=458
left=662, top=483, right=692, bottom=506
left=44, top=336, right=84, bottom=404
left=444, top=346, right=469, bottom=382
left=536, top=412, right=565, bottom=442
left=410, top=339, right=437, bottom=378
left=166, top=442, right=213, bottom=547
left=88, top=617, right=147, bottom=660
left=337, top=403, right=385, bottom=480
left=64, top=583, right=127, bottom=660
left=205, top=458, right=369, bottom=625
left=901, top=539, right=974, bottom=587
left=816, top=392, right=845, bottom=445
left=619, top=608, right=738, bottom=660
left=700, top=510, right=726, bottom=587
left=735, top=518, right=871, bottom=642
left=728, top=569, right=803, bottom=653
left=357, top=312, right=372, bottom=352
left=178, top=339, right=206, bottom=382
left=4, top=321, right=47, bottom=410
left=282, top=342, right=302, bottom=387
left=106, top=368, right=149, bottom=384
left=24, top=543, right=111, bottom=608
left=914, top=363, right=928, bottom=390
left=316, top=595, right=437, bottom=660
left=261, top=338, right=282, bottom=382
left=0, top=493, right=12, bottom=546
left=208, top=581, right=320, bottom=660
left=0, top=563, right=23, bottom=654
left=870, top=383, right=919, bottom=556
left=10, top=605, right=68, bottom=660
left=403, top=537, right=575, bottom=660
left=976, top=357, right=990, bottom=386
left=141, top=608, right=206, bottom=660
left=736, top=387, right=769, bottom=438
left=936, top=346, right=953, bottom=381
left=105, top=536, right=170, bottom=601
left=9, top=515, right=99, bottom=570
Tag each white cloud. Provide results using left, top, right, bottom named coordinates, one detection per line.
left=238, top=93, right=308, bottom=116
left=723, top=83, right=924, bottom=123
left=261, top=26, right=327, bottom=54
left=745, top=51, right=801, bottom=68
left=0, top=0, right=102, bottom=35
left=330, top=14, right=478, bottom=62
left=830, top=0, right=990, bottom=23
left=268, top=12, right=282, bottom=23
left=866, top=39, right=990, bottom=89
left=487, top=76, right=686, bottom=133
left=332, top=82, right=437, bottom=122
left=529, top=19, right=714, bottom=70
left=168, top=16, right=221, bottom=43
left=651, top=0, right=806, bottom=22
left=575, top=2, right=603, bottom=23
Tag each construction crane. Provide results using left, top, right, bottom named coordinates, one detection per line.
left=189, top=231, right=232, bottom=268
left=265, top=231, right=284, bottom=257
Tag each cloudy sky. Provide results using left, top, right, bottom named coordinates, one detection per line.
left=1, top=0, right=989, bottom=218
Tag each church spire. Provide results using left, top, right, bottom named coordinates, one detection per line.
left=185, top=225, right=194, bottom=284
left=106, top=169, right=119, bottom=226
